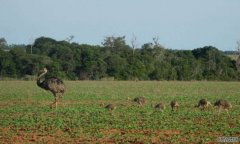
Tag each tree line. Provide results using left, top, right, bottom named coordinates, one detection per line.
left=0, top=36, right=239, bottom=81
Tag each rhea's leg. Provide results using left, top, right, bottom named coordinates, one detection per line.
left=225, top=109, right=229, bottom=116
left=50, top=93, right=58, bottom=109
left=109, top=110, right=113, bottom=116
left=58, top=93, right=63, bottom=100
left=217, top=107, right=221, bottom=115
left=50, top=100, right=55, bottom=109
left=49, top=97, right=56, bottom=109
left=172, top=107, right=176, bottom=112
left=55, top=97, right=59, bottom=109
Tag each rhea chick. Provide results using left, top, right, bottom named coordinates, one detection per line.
left=133, top=97, right=146, bottom=106
left=155, top=102, right=165, bottom=112
left=170, top=100, right=179, bottom=111
left=105, top=104, right=116, bottom=111
left=195, top=99, right=212, bottom=110
left=214, top=99, right=232, bottom=114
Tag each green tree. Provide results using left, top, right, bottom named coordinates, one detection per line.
left=0, top=49, right=16, bottom=78
left=105, top=55, right=128, bottom=80
left=0, top=38, right=7, bottom=50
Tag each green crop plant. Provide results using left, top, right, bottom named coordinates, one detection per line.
left=0, top=81, right=239, bottom=143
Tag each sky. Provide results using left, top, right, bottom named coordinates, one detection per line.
left=1, top=0, right=240, bottom=51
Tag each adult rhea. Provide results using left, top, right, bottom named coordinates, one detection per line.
left=37, top=68, right=65, bottom=109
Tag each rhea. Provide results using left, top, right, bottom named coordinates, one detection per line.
left=105, top=104, right=116, bottom=111
left=105, top=104, right=116, bottom=115
left=37, top=68, right=65, bottom=109
left=195, top=99, right=212, bottom=110
left=214, top=99, right=232, bottom=114
left=170, top=100, right=179, bottom=111
left=154, top=102, right=165, bottom=112
left=133, top=97, right=146, bottom=106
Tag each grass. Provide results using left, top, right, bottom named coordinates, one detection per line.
left=0, top=81, right=239, bottom=143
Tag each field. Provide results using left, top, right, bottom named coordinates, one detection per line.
left=0, top=81, right=239, bottom=143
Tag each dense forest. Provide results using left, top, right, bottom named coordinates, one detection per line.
left=0, top=36, right=239, bottom=81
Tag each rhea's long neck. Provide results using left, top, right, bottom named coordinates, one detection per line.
left=37, top=71, right=47, bottom=87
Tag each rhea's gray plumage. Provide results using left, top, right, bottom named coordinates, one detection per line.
left=195, top=99, right=212, bottom=110
left=214, top=99, right=232, bottom=109
left=214, top=99, right=232, bottom=114
left=170, top=100, right=179, bottom=111
left=105, top=104, right=116, bottom=111
left=37, top=68, right=65, bottom=109
left=155, top=102, right=165, bottom=112
left=133, top=97, right=146, bottom=105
